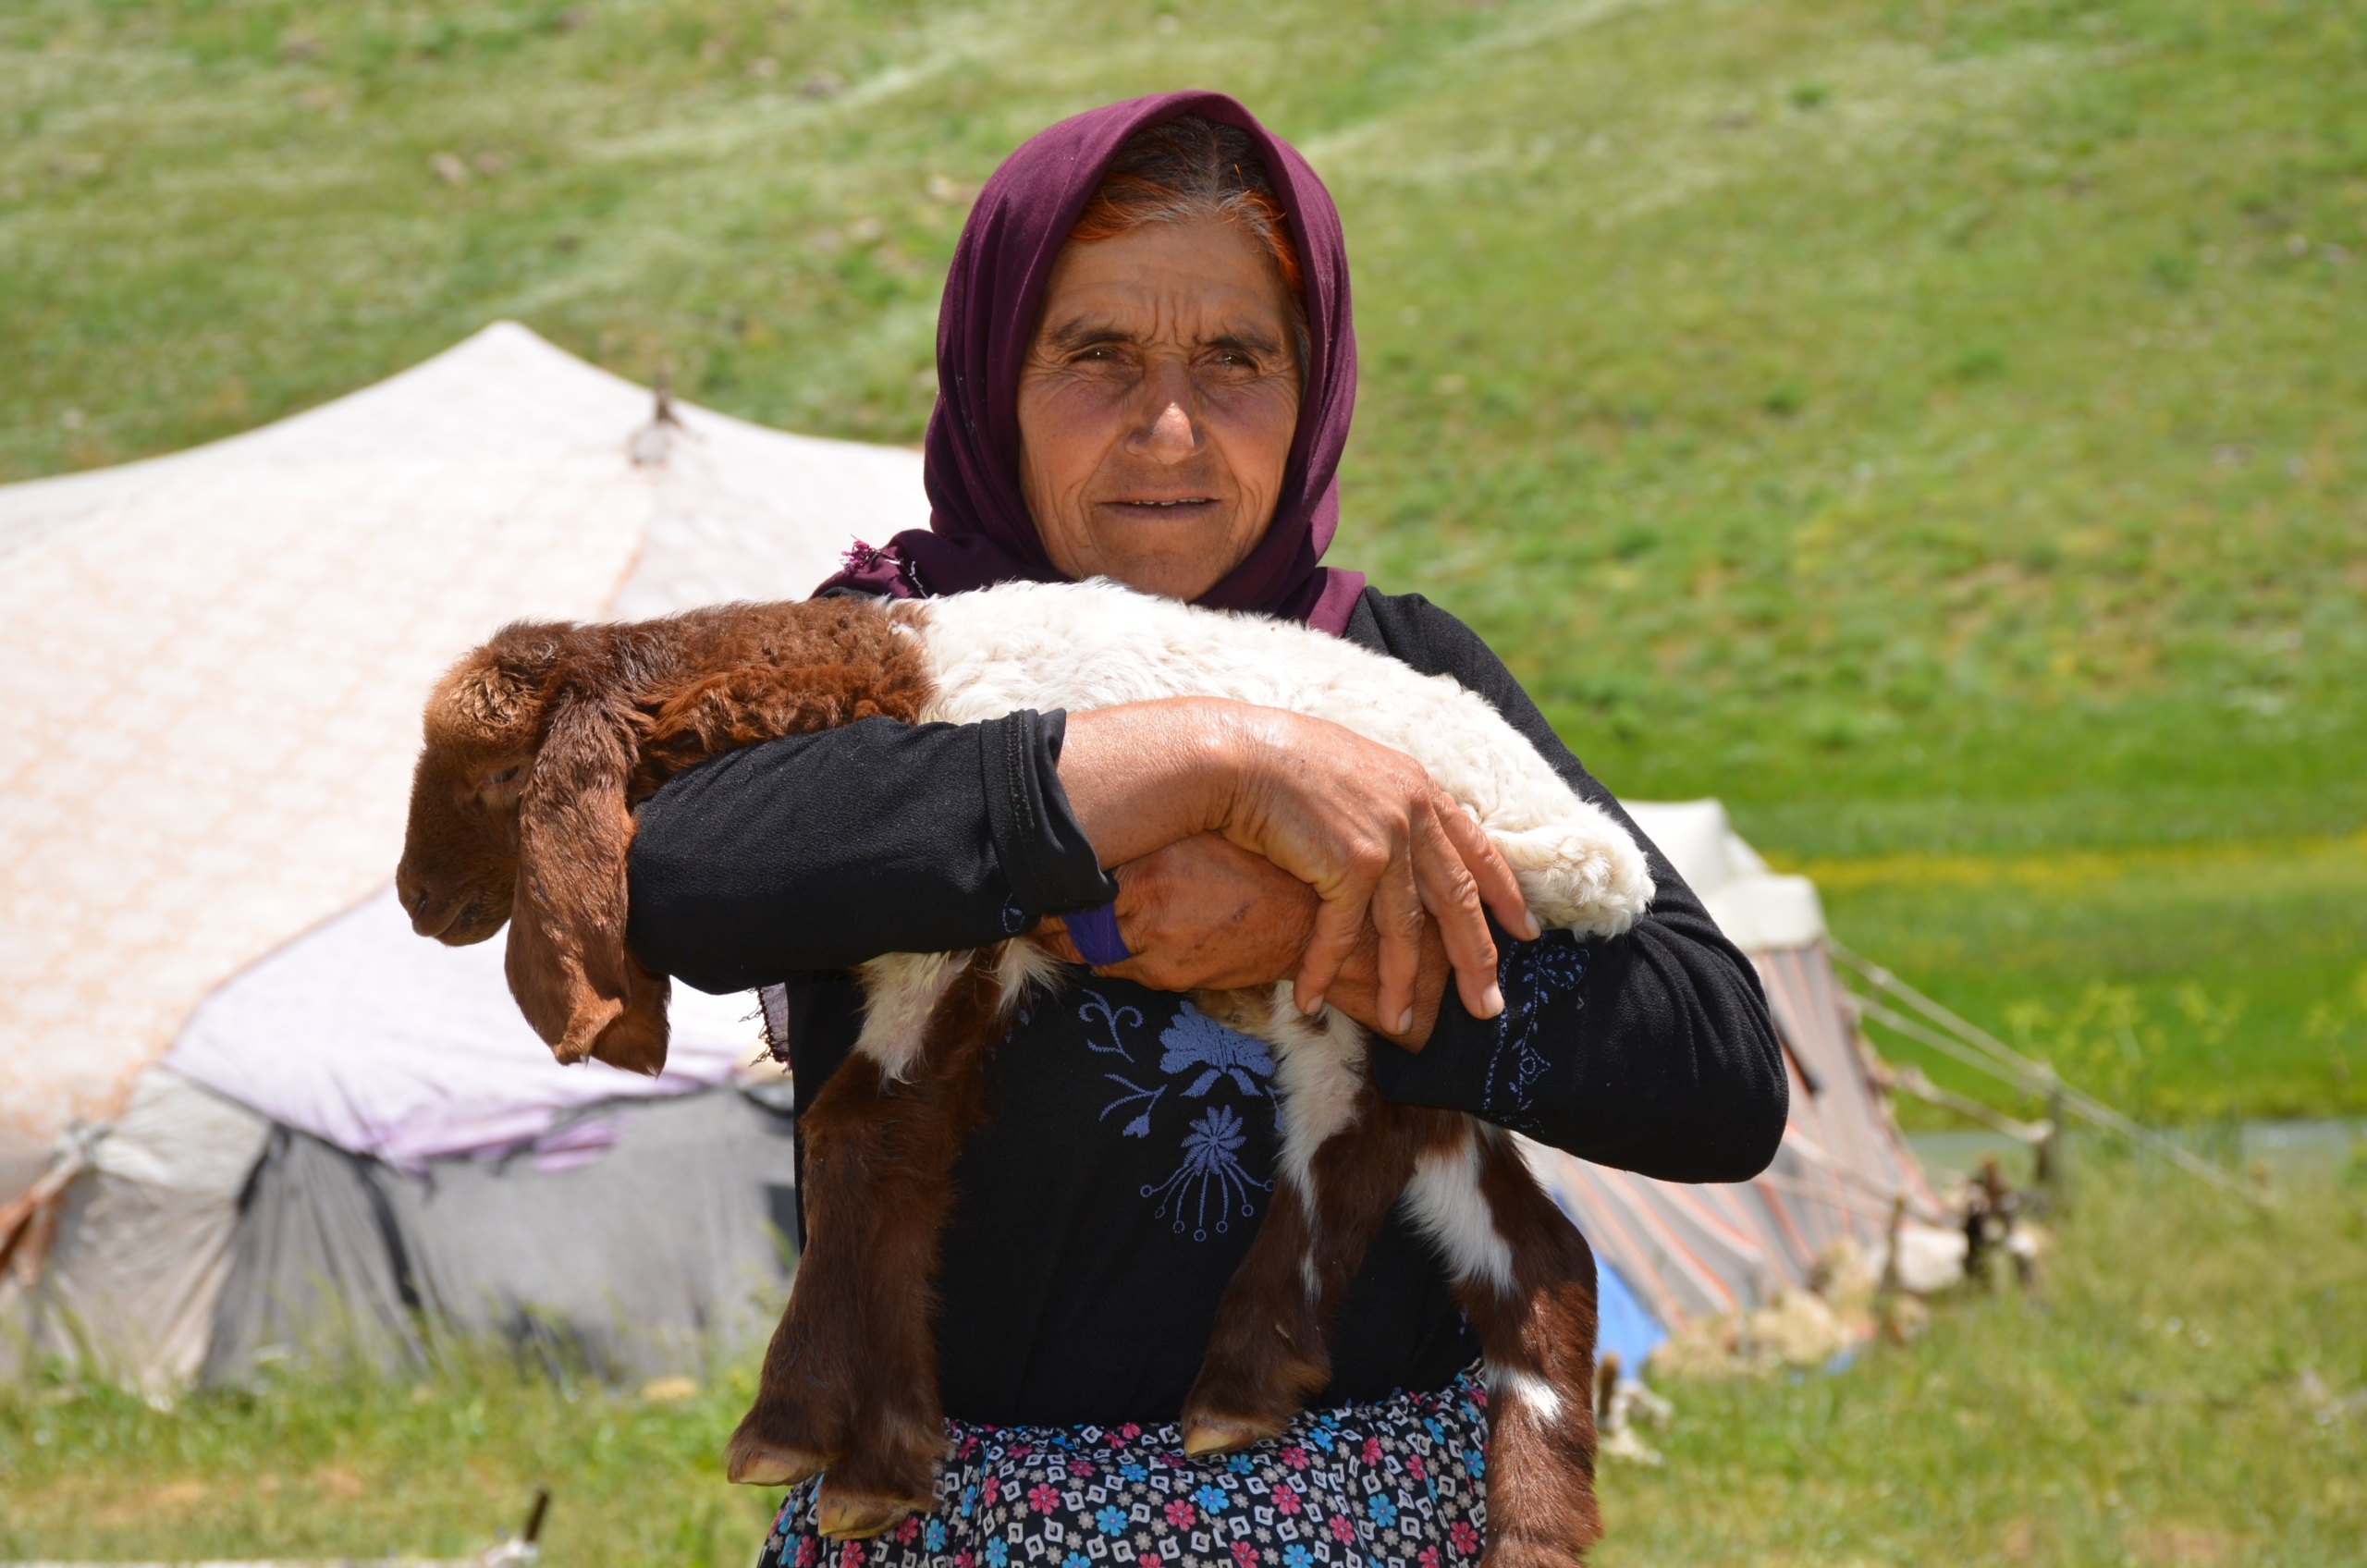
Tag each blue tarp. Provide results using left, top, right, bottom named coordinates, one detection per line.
left=1595, top=1260, right=1667, bottom=1382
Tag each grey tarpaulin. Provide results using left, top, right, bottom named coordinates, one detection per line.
left=203, top=1086, right=800, bottom=1384
left=2, top=1070, right=272, bottom=1390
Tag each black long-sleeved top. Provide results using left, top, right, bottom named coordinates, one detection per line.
left=627, top=587, right=1785, bottom=1427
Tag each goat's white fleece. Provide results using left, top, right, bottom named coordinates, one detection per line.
left=847, top=579, right=1653, bottom=1082
left=909, top=578, right=1653, bottom=934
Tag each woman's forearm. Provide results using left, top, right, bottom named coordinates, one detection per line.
left=1057, top=700, right=1244, bottom=865
left=626, top=712, right=1114, bottom=990
left=1367, top=918, right=1788, bottom=1182
left=1042, top=830, right=1453, bottom=1049
left=1344, top=588, right=1790, bottom=1182
left=631, top=691, right=1522, bottom=1028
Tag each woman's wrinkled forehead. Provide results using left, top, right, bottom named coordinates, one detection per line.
left=1035, top=228, right=1297, bottom=361
left=962, top=99, right=1344, bottom=400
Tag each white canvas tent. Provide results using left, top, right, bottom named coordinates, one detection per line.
left=0, top=323, right=926, bottom=1388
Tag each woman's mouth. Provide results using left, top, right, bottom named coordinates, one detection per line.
left=1106, top=496, right=1218, bottom=513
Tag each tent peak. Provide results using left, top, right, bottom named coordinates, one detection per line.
left=1625, top=799, right=1826, bottom=952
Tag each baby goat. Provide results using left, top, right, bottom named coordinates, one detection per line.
left=396, top=580, right=1652, bottom=1567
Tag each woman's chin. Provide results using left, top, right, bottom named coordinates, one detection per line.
left=1069, top=528, right=1263, bottom=601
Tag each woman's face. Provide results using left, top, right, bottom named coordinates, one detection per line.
left=1015, top=217, right=1304, bottom=602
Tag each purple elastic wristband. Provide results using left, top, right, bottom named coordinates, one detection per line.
left=1066, top=901, right=1131, bottom=967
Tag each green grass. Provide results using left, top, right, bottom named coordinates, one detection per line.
left=1810, top=834, right=2367, bottom=1123
left=4, top=0, right=2363, bottom=1121
left=0, top=1341, right=787, bottom=1565
left=6, top=1156, right=2363, bottom=1565
left=1593, top=1157, right=2367, bottom=1567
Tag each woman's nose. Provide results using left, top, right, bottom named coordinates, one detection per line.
left=1145, top=399, right=1196, bottom=458
left=1130, top=361, right=1204, bottom=461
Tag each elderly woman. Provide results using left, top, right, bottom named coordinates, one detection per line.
left=628, top=93, right=1784, bottom=1568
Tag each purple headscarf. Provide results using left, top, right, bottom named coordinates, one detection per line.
left=816, top=91, right=1366, bottom=634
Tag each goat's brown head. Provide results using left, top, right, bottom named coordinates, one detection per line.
left=396, top=620, right=671, bottom=1077
left=395, top=623, right=567, bottom=947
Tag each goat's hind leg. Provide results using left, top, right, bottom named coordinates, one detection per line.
left=1178, top=1141, right=1344, bottom=1456
left=1423, top=1124, right=1602, bottom=1568
left=1180, top=1002, right=1425, bottom=1456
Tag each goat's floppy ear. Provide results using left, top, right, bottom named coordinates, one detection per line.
left=433, top=624, right=564, bottom=746
left=504, top=689, right=669, bottom=1074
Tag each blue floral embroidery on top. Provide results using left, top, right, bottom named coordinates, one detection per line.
left=1076, top=991, right=1277, bottom=1230
left=1157, top=1001, right=1275, bottom=1097
left=1079, top=988, right=1167, bottom=1136
left=1142, top=1104, right=1269, bottom=1240
left=1098, top=1077, right=1166, bottom=1138
left=1483, top=931, right=1590, bottom=1125
left=1077, top=989, right=1144, bottom=1057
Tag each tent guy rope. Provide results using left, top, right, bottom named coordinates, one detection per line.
left=1831, top=941, right=2267, bottom=1207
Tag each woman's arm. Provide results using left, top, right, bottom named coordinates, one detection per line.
left=627, top=710, right=1115, bottom=991
left=1038, top=829, right=1455, bottom=1047
left=1043, top=599, right=1784, bottom=1181
left=1344, top=591, right=1789, bottom=1184
left=627, top=696, right=1520, bottom=1014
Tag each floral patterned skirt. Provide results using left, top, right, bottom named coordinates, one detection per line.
left=759, top=1368, right=1491, bottom=1568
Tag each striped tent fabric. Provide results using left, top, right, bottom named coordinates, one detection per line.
left=1523, top=804, right=1941, bottom=1330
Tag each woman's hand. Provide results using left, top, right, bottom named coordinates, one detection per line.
left=1036, top=832, right=1453, bottom=1048
left=1320, top=893, right=1453, bottom=1050
left=1058, top=699, right=1536, bottom=1029
left=1089, top=832, right=1316, bottom=993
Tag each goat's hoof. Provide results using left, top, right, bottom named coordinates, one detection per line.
left=724, top=1431, right=832, bottom=1487
left=814, top=1486, right=925, bottom=1541
left=1181, top=1415, right=1275, bottom=1458
left=592, top=1013, right=670, bottom=1076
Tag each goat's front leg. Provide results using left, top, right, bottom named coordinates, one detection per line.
left=1429, top=1123, right=1602, bottom=1568
left=726, top=956, right=1005, bottom=1539
left=724, top=1047, right=906, bottom=1497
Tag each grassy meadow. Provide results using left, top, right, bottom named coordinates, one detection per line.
left=10, top=7, right=2367, bottom=1564
left=7, top=6, right=2367, bottom=1564
left=5, top=1154, right=2363, bottom=1565
left=5, top=0, right=2365, bottom=1121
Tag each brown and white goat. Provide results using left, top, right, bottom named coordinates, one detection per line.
left=395, top=579, right=1653, bottom=1566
